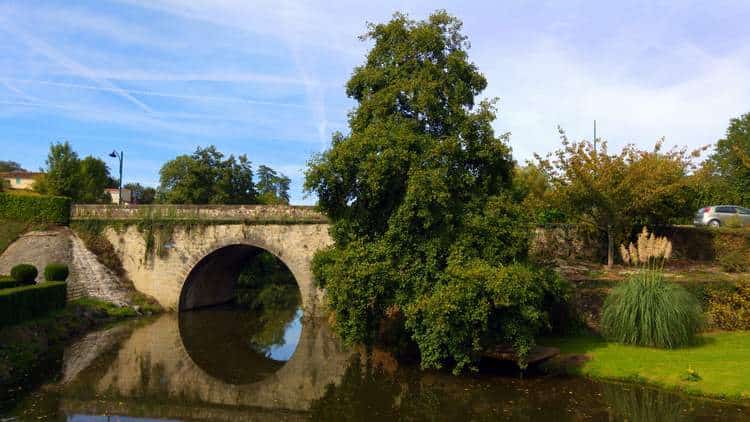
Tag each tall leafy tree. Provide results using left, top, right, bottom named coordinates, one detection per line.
left=538, top=130, right=700, bottom=267
left=708, top=112, right=750, bottom=207
left=158, top=145, right=256, bottom=204
left=77, top=156, right=111, bottom=203
left=256, top=165, right=291, bottom=204
left=306, top=12, right=566, bottom=372
left=35, top=141, right=81, bottom=198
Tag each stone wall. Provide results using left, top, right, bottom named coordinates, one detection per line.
left=71, top=204, right=327, bottom=224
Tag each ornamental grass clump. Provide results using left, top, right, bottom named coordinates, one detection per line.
left=603, top=228, right=703, bottom=348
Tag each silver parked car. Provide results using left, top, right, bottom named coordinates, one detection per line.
left=694, top=205, right=750, bottom=227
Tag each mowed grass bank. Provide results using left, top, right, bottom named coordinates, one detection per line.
left=543, top=331, right=750, bottom=401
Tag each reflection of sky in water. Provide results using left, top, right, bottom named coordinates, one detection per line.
left=267, top=308, right=303, bottom=361
left=69, top=416, right=180, bottom=421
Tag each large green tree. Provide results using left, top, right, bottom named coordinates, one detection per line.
left=707, top=112, right=750, bottom=207
left=35, top=141, right=81, bottom=198
left=77, top=156, right=111, bottom=203
left=306, top=12, right=566, bottom=372
left=34, top=142, right=113, bottom=203
left=158, top=145, right=256, bottom=204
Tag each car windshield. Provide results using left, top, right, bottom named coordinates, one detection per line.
left=739, top=207, right=750, bottom=215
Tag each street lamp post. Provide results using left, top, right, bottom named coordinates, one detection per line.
left=109, top=150, right=124, bottom=205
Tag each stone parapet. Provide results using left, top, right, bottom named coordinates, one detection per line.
left=71, top=204, right=327, bottom=224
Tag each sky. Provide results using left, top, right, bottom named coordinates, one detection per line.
left=1, top=1, right=749, bottom=204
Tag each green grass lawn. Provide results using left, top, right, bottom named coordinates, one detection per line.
left=0, top=219, right=28, bottom=255
left=543, top=331, right=750, bottom=400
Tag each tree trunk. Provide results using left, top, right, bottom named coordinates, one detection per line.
left=607, top=226, right=614, bottom=268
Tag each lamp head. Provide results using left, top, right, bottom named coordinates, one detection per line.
left=109, top=151, right=117, bottom=158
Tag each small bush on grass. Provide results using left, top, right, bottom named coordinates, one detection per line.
left=601, top=270, right=704, bottom=348
left=10, top=264, right=38, bottom=285
left=44, top=263, right=69, bottom=282
left=707, top=279, right=750, bottom=330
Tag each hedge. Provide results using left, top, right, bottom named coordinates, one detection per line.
left=0, top=282, right=67, bottom=327
left=0, top=192, right=71, bottom=224
left=44, top=263, right=69, bottom=282
left=0, top=276, right=23, bottom=290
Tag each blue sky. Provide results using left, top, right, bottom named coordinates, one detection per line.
left=1, top=1, right=749, bottom=204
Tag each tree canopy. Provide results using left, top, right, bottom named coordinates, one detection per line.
left=256, top=165, right=291, bottom=205
left=537, top=130, right=701, bottom=266
left=306, top=11, right=566, bottom=372
left=158, top=146, right=256, bottom=204
left=157, top=145, right=289, bottom=205
left=707, top=112, right=750, bottom=207
left=34, top=141, right=113, bottom=203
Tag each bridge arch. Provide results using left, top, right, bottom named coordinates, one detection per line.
left=178, top=239, right=307, bottom=311
left=95, top=220, right=331, bottom=313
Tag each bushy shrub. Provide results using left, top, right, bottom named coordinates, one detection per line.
left=714, top=231, right=750, bottom=272
left=601, top=270, right=703, bottom=348
left=718, top=250, right=749, bottom=273
left=10, top=264, right=38, bottom=285
left=707, top=279, right=750, bottom=330
left=0, top=276, right=23, bottom=290
left=0, top=281, right=67, bottom=327
left=0, top=192, right=71, bottom=224
left=44, top=263, right=69, bottom=282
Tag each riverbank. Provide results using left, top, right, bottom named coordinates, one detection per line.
left=541, top=331, right=750, bottom=401
left=0, top=298, right=156, bottom=408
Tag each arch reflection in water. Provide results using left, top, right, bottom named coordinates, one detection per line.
left=61, top=313, right=352, bottom=414
left=178, top=305, right=303, bottom=384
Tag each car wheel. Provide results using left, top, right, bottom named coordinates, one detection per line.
left=708, top=219, right=721, bottom=228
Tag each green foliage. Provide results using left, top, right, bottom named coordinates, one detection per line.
left=256, top=165, right=291, bottom=205
left=707, top=279, right=750, bottom=330
left=10, top=264, right=38, bottom=285
left=158, top=145, right=257, bottom=204
left=77, top=156, right=112, bottom=203
left=0, top=277, right=23, bottom=290
left=713, top=231, right=750, bottom=272
left=236, top=250, right=300, bottom=310
left=0, top=282, right=67, bottom=328
left=601, top=270, right=703, bottom=348
left=718, top=250, right=749, bottom=272
left=124, top=182, right=156, bottom=204
left=43, top=263, right=69, bottom=282
left=706, top=112, right=750, bottom=207
left=0, top=219, right=28, bottom=255
left=406, top=260, right=568, bottom=372
left=305, top=11, right=565, bottom=372
left=538, top=133, right=701, bottom=266
left=34, top=141, right=80, bottom=198
left=0, top=192, right=71, bottom=224
left=33, top=142, right=117, bottom=204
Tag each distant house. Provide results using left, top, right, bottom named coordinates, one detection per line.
left=105, top=188, right=133, bottom=204
left=0, top=171, right=43, bottom=190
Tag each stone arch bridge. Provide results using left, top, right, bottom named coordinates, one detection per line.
left=71, top=205, right=332, bottom=313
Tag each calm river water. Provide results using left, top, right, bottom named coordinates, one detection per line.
left=3, top=305, right=750, bottom=421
